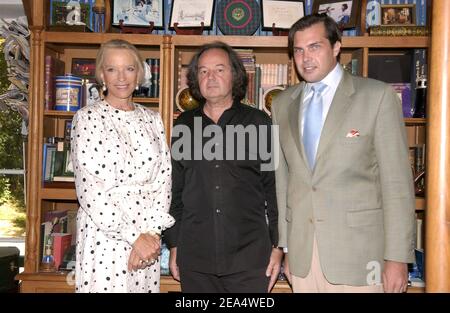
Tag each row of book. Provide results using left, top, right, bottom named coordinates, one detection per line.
left=43, top=133, right=74, bottom=184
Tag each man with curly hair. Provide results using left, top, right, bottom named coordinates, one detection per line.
left=164, top=41, right=283, bottom=293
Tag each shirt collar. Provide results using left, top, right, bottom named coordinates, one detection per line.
left=305, top=63, right=343, bottom=94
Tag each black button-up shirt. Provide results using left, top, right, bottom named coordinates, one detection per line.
left=164, top=100, right=278, bottom=275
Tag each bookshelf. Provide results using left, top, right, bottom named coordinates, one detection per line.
left=17, top=0, right=439, bottom=292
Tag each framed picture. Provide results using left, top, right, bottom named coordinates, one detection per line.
left=261, top=0, right=305, bottom=30
left=49, top=0, right=93, bottom=27
left=112, top=0, right=164, bottom=29
left=71, top=58, right=96, bottom=79
left=381, top=4, right=416, bottom=26
left=169, top=0, right=215, bottom=29
left=312, top=0, right=360, bottom=29
left=84, top=82, right=102, bottom=107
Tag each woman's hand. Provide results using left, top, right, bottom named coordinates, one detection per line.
left=128, top=248, right=148, bottom=271
left=128, top=233, right=161, bottom=271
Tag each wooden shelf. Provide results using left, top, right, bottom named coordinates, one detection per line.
left=41, top=187, right=77, bottom=200
left=44, top=99, right=158, bottom=117
left=171, top=35, right=288, bottom=48
left=408, top=286, right=425, bottom=293
left=16, top=272, right=291, bottom=293
left=132, top=97, right=159, bottom=104
left=17, top=272, right=74, bottom=293
left=44, top=110, right=75, bottom=118
left=42, top=32, right=429, bottom=49
left=405, top=118, right=427, bottom=125
left=43, top=31, right=164, bottom=46
left=342, top=36, right=429, bottom=48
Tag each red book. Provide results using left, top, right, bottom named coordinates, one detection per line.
left=44, top=55, right=65, bottom=110
left=52, top=233, right=72, bottom=270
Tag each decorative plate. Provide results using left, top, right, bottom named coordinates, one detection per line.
left=263, top=85, right=286, bottom=115
left=176, top=87, right=200, bottom=112
left=216, top=0, right=261, bottom=35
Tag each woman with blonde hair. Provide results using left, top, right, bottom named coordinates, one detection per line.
left=71, top=39, right=174, bottom=292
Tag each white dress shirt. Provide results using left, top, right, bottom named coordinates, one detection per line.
left=301, top=63, right=344, bottom=137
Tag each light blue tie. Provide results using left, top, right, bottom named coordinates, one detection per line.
left=303, top=83, right=326, bottom=169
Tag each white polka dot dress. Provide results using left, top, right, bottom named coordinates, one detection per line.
left=71, top=100, right=174, bottom=293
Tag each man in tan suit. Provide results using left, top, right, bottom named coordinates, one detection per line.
left=271, top=14, right=415, bottom=292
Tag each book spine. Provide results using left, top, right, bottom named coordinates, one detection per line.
left=52, top=234, right=72, bottom=270
left=410, top=48, right=427, bottom=112
left=150, top=59, right=160, bottom=98
left=44, top=56, right=54, bottom=110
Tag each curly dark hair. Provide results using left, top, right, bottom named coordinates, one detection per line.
left=187, top=41, right=248, bottom=103
left=288, top=13, right=342, bottom=61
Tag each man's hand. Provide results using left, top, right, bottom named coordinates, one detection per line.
left=169, top=247, right=180, bottom=281
left=266, top=247, right=283, bottom=292
left=383, top=260, right=408, bottom=293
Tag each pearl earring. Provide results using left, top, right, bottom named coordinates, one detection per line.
left=102, top=82, right=107, bottom=91
left=135, top=85, right=139, bottom=91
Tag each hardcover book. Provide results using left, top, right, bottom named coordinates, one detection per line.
left=52, top=233, right=72, bottom=270
left=44, top=56, right=66, bottom=110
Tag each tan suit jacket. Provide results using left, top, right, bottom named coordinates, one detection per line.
left=272, top=71, right=415, bottom=286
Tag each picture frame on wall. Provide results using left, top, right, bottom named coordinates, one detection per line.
left=71, top=58, right=96, bottom=79
left=312, top=0, right=360, bottom=29
left=261, top=0, right=305, bottom=30
left=380, top=4, right=416, bottom=26
left=169, top=0, right=215, bottom=29
left=112, top=0, right=164, bottom=29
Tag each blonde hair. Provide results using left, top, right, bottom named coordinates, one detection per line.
left=95, top=39, right=144, bottom=85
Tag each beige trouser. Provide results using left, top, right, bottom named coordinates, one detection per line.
left=292, top=236, right=384, bottom=293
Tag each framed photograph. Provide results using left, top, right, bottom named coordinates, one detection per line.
left=71, top=58, right=96, bottom=79
left=49, top=0, right=92, bottom=28
left=85, top=82, right=102, bottom=107
left=261, top=0, right=305, bottom=30
left=312, top=0, right=360, bottom=29
left=169, top=0, right=215, bottom=29
left=381, top=4, right=416, bottom=26
left=112, top=0, right=164, bottom=29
